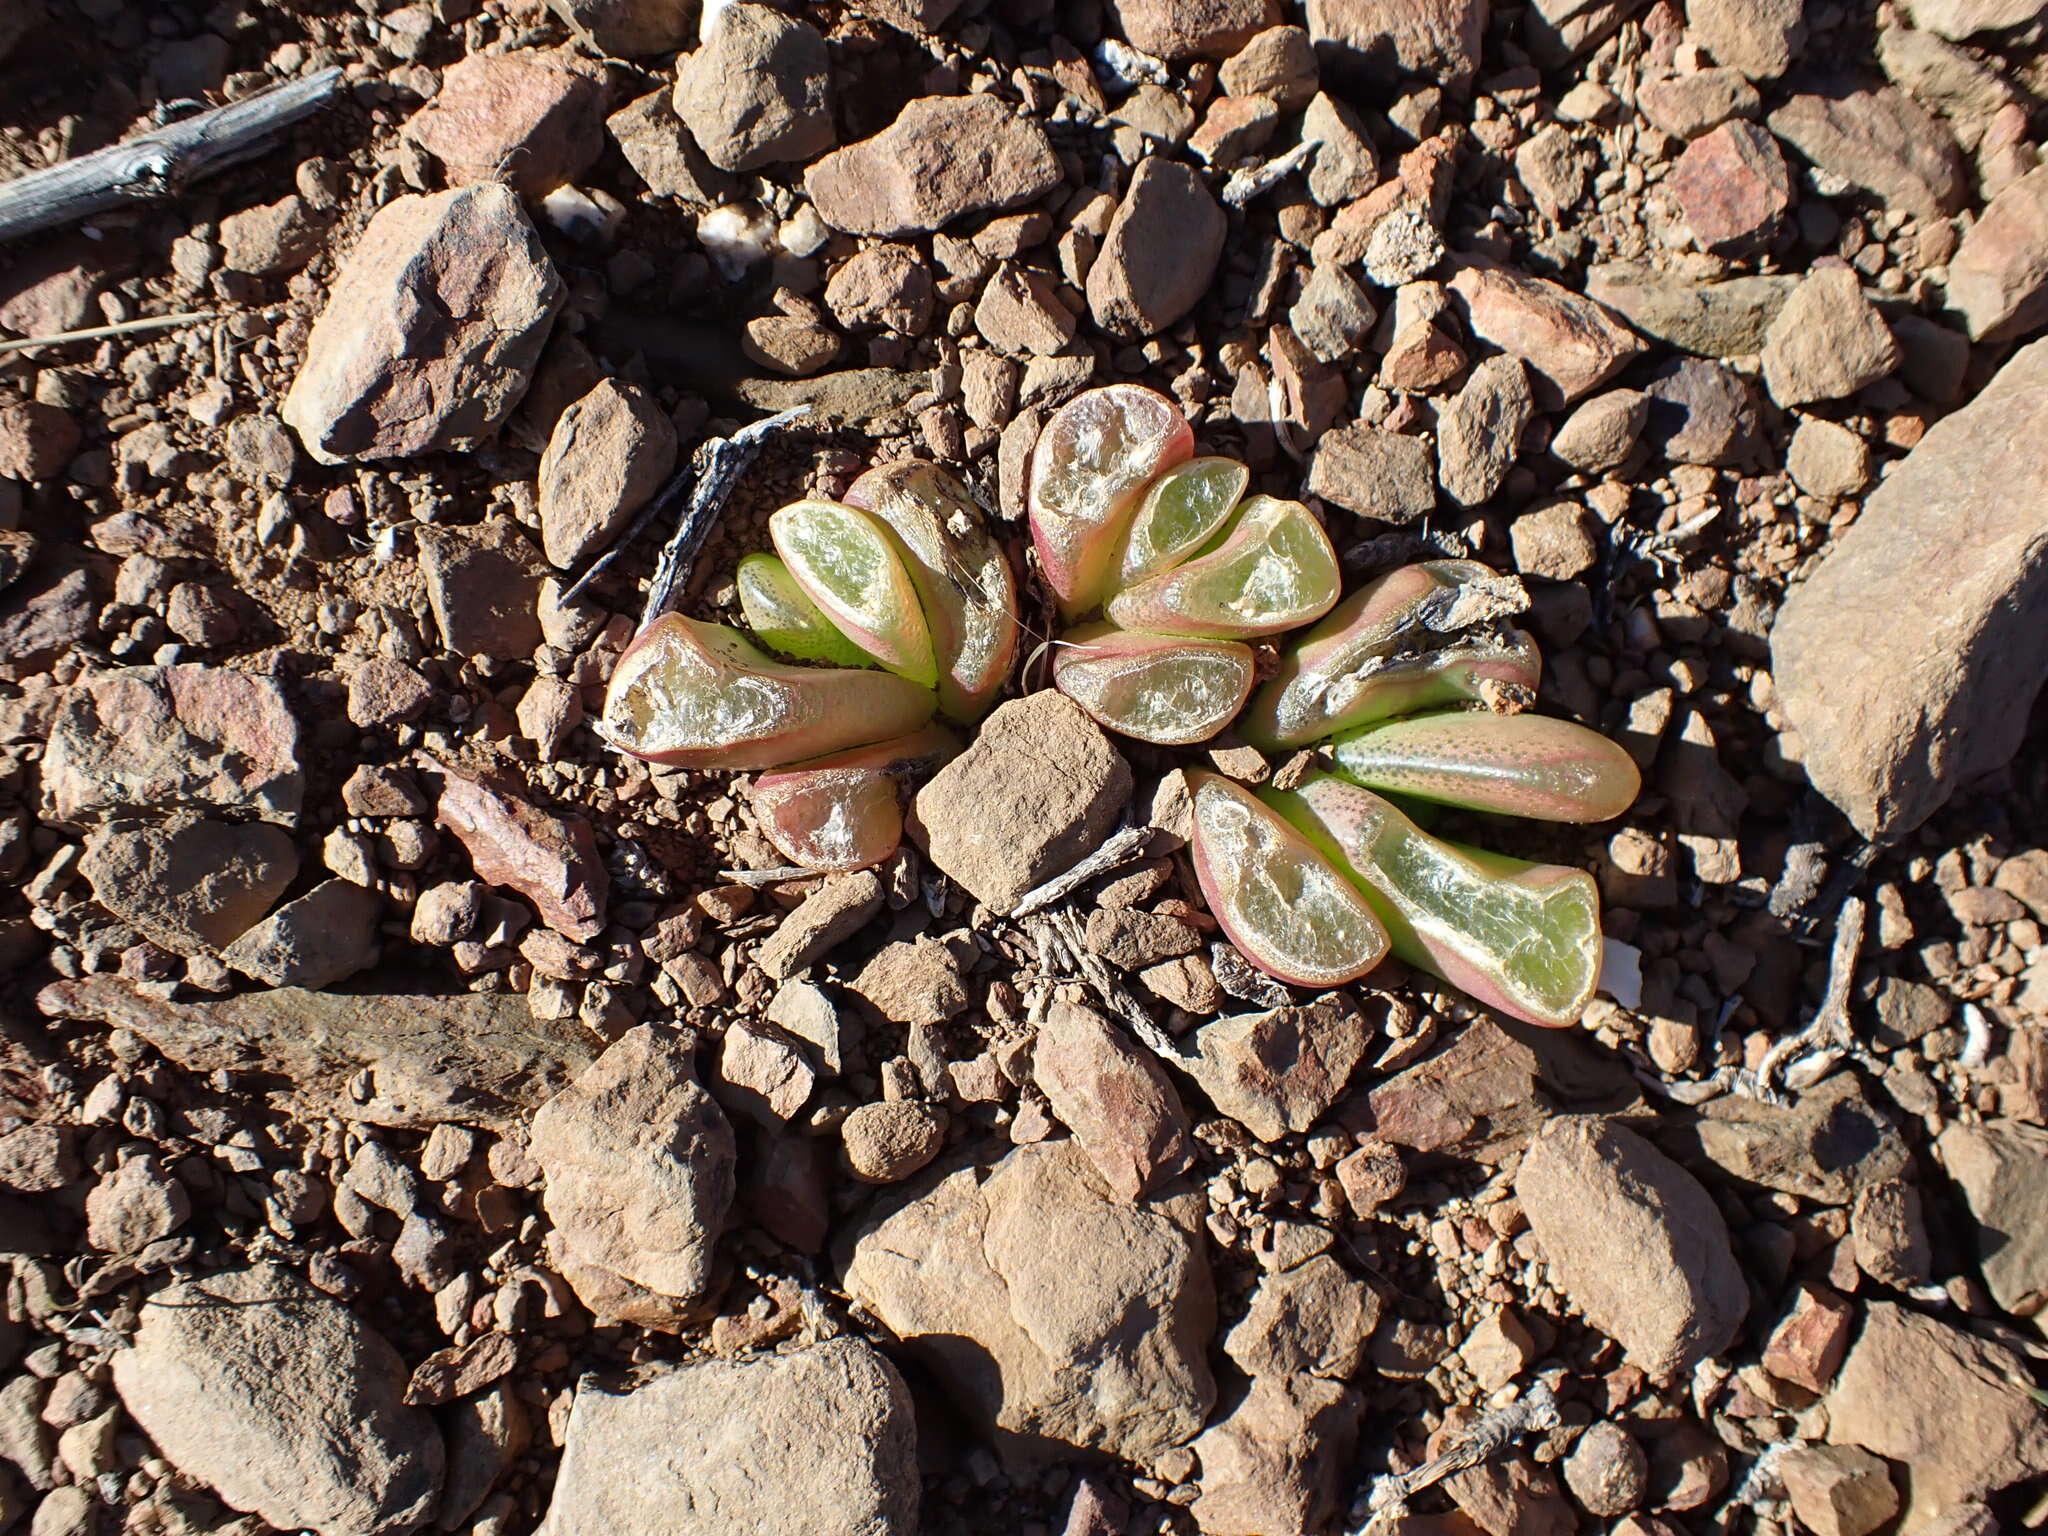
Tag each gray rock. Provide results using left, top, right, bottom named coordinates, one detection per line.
left=1086, top=157, right=1228, bottom=339
left=220, top=879, right=381, bottom=989
left=529, top=1024, right=735, bottom=1327
left=1643, top=356, right=1760, bottom=466
left=1768, top=86, right=1968, bottom=222
left=1770, top=337, right=2048, bottom=837
left=537, top=1339, right=917, bottom=1536
left=1438, top=355, right=1534, bottom=506
left=1938, top=1120, right=2048, bottom=1316
left=1515, top=1116, right=1746, bottom=1380
left=37, top=975, right=595, bottom=1131
left=112, top=1266, right=441, bottom=1536
left=1760, top=265, right=1898, bottom=408
left=842, top=1139, right=1213, bottom=1461
left=1306, top=424, right=1436, bottom=524
left=282, top=185, right=562, bottom=463
left=80, top=817, right=297, bottom=955
left=909, top=692, right=1132, bottom=914
left=1583, top=263, right=1798, bottom=357
left=673, top=4, right=833, bottom=173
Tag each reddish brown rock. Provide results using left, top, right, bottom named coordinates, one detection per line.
left=806, top=96, right=1062, bottom=237
left=1306, top=0, right=1487, bottom=89
left=673, top=4, right=833, bottom=173
left=221, top=879, right=383, bottom=989
left=1827, top=1302, right=2048, bottom=1533
left=976, top=265, right=1078, bottom=356
left=1086, top=157, right=1228, bottom=338
left=1447, top=261, right=1645, bottom=405
left=1689, top=0, right=1805, bottom=76
left=282, top=185, right=562, bottom=464
left=417, top=518, right=547, bottom=660
left=545, top=0, right=693, bottom=54
left=1900, top=0, right=2043, bottom=42
left=1768, top=86, right=1968, bottom=223
left=1183, top=994, right=1370, bottom=1143
left=346, top=657, right=433, bottom=729
left=42, top=665, right=303, bottom=825
left=0, top=401, right=79, bottom=482
left=1762, top=1283, right=1854, bottom=1394
left=437, top=769, right=608, bottom=941
left=403, top=51, right=604, bottom=197
left=1949, top=163, right=2048, bottom=343
left=1224, top=1254, right=1380, bottom=1380
left=80, top=817, right=298, bottom=956
left=0, top=567, right=96, bottom=680
left=1770, top=336, right=2048, bottom=837
left=1779, top=1447, right=1900, bottom=1536
left=1760, top=265, right=1898, bottom=408
left=1189, top=1373, right=1362, bottom=1536
left=1665, top=120, right=1791, bottom=252
left=1308, top=424, right=1437, bottom=524
left=1033, top=1000, right=1194, bottom=1201
left=1106, top=0, right=1280, bottom=58
left=824, top=244, right=935, bottom=335
left=538, top=379, right=678, bottom=570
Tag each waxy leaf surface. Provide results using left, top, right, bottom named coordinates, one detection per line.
left=736, top=553, right=877, bottom=668
left=751, top=725, right=961, bottom=872
left=1107, top=496, right=1340, bottom=640
left=1053, top=626, right=1255, bottom=745
left=1331, top=710, right=1642, bottom=822
left=1028, top=384, right=1193, bottom=617
left=1117, top=456, right=1249, bottom=588
left=770, top=500, right=937, bottom=686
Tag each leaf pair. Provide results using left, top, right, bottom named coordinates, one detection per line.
left=1030, top=387, right=1343, bottom=746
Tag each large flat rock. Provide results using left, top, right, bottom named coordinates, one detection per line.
left=1770, top=337, right=2048, bottom=838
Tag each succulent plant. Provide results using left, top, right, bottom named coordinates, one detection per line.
left=600, top=385, right=1639, bottom=1027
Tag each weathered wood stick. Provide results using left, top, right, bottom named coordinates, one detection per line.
left=0, top=67, right=345, bottom=246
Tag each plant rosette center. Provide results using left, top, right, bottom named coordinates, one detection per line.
left=599, top=384, right=1640, bottom=1027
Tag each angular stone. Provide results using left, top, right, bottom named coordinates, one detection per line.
left=842, top=1139, right=1213, bottom=1461
left=86, top=1156, right=190, bottom=1254
left=417, top=518, right=546, bottom=660
left=1033, top=1000, right=1194, bottom=1201
left=536, top=1340, right=917, bottom=1536
left=850, top=936, right=970, bottom=1027
left=42, top=665, right=302, bottom=826
left=1584, top=263, right=1797, bottom=357
left=80, top=817, right=297, bottom=955
left=1779, top=1446, right=1900, bottom=1536
left=1221, top=27, right=1321, bottom=109
left=1949, top=164, right=2048, bottom=343
left=438, top=769, right=607, bottom=941
left=1762, top=1283, right=1855, bottom=1393
left=1769, top=87, right=1968, bottom=222
left=282, top=185, right=562, bottom=463
left=824, top=244, right=936, bottom=335
left=1511, top=500, right=1598, bottom=579
left=977, top=265, right=1077, bottom=357
left=674, top=4, right=833, bottom=173
left=1938, top=1120, right=2048, bottom=1316
left=1307, top=424, right=1436, bottom=524
left=220, top=879, right=382, bottom=989
left=1686, top=1073, right=1908, bottom=1202
left=38, top=975, right=594, bottom=1131
left=1771, top=337, right=2048, bottom=836
left=545, top=0, right=693, bottom=54
left=606, top=89, right=733, bottom=205
left=1760, top=265, right=1898, bottom=408
left=1301, top=92, right=1380, bottom=206
left=0, top=400, right=78, bottom=481
left=1087, top=157, right=1227, bottom=339
left=530, top=1024, right=735, bottom=1324
left=1306, top=0, right=1488, bottom=90
left=1638, top=68, right=1762, bottom=138
left=1448, top=261, right=1645, bottom=405
left=910, top=692, right=1132, bottom=914
left=806, top=96, right=1062, bottom=237
left=1181, top=994, right=1370, bottom=1143
left=716, top=1021, right=816, bottom=1124
left=756, top=871, right=885, bottom=981
left=1688, top=0, right=1805, bottom=77
left=1827, top=1302, right=2048, bottom=1533
left=1224, top=1254, right=1380, bottom=1380
left=1188, top=1373, right=1361, bottom=1536
left=1515, top=1116, right=1746, bottom=1380
left=113, top=1267, right=440, bottom=1536
left=1107, top=0, right=1281, bottom=58
left=1644, top=356, right=1760, bottom=466
left=1551, top=387, right=1648, bottom=472
left=1901, top=0, right=2043, bottom=38
left=538, top=379, right=678, bottom=569
left=403, top=51, right=604, bottom=197
left=1438, top=354, right=1534, bottom=505
left=0, top=567, right=94, bottom=679
left=1666, top=120, right=1791, bottom=252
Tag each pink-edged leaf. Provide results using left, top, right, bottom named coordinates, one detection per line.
left=1330, top=710, right=1642, bottom=822
left=844, top=460, right=1020, bottom=724
left=1052, top=626, right=1256, bottom=746
left=1106, top=495, right=1341, bottom=639
left=1117, top=456, right=1249, bottom=588
left=750, top=724, right=961, bottom=872
left=600, top=613, right=935, bottom=770
left=769, top=499, right=937, bottom=686
left=1269, top=774, right=1603, bottom=1028
left=1186, top=770, right=1389, bottom=988
left=1027, top=384, right=1193, bottom=618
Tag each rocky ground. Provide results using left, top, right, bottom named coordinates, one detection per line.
left=3, top=0, right=2048, bottom=1532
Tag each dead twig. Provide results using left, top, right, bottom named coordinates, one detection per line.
left=0, top=68, right=346, bottom=246
left=1350, top=1383, right=1562, bottom=1531
left=1752, top=894, right=1865, bottom=1100
left=1009, top=824, right=1153, bottom=917
left=0, top=309, right=218, bottom=356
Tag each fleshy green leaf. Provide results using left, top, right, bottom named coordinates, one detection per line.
left=1117, top=456, right=1249, bottom=588
left=1106, top=495, right=1341, bottom=640
left=1270, top=773, right=1603, bottom=1028
left=1053, top=625, right=1256, bottom=746
left=1241, top=560, right=1540, bottom=750
left=750, top=724, right=960, bottom=872
left=844, top=460, right=1020, bottom=724
left=769, top=499, right=938, bottom=687
left=1028, top=384, right=1193, bottom=619
left=1186, top=770, right=1389, bottom=988
left=601, top=613, right=935, bottom=770
left=1330, top=710, right=1642, bottom=822
left=736, top=553, right=877, bottom=668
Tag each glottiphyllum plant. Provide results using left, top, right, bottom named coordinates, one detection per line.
left=1024, top=386, right=1640, bottom=1029
left=600, top=459, right=1019, bottom=871
left=601, top=384, right=1640, bottom=1029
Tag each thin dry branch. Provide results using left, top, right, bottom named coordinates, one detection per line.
left=0, top=69, right=346, bottom=246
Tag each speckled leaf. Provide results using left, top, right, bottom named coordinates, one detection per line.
left=736, top=553, right=877, bottom=668
left=1331, top=710, right=1642, bottom=822
left=770, top=499, right=937, bottom=687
